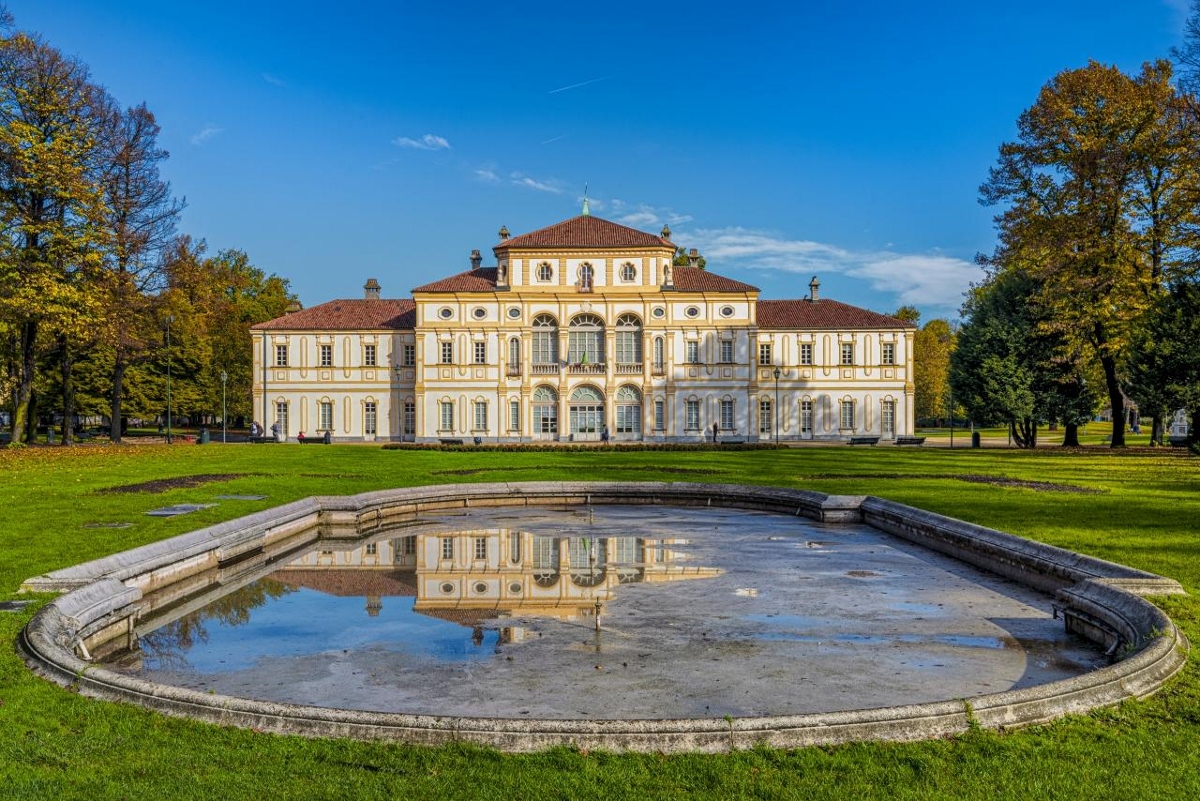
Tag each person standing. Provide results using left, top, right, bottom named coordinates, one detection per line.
left=270, top=420, right=281, bottom=442
left=600, top=425, right=610, bottom=445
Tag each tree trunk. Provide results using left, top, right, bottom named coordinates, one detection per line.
left=10, top=320, right=38, bottom=445
left=1150, top=413, right=1164, bottom=447
left=1190, top=409, right=1200, bottom=446
left=110, top=355, right=127, bottom=443
left=1062, top=422, right=1080, bottom=447
left=1099, top=352, right=1126, bottom=447
left=59, top=335, right=75, bottom=446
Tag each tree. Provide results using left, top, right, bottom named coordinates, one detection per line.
left=1127, top=281, right=1200, bottom=446
left=913, top=318, right=956, bottom=424
left=672, top=246, right=705, bottom=270
left=95, top=100, right=183, bottom=442
left=979, top=60, right=1198, bottom=447
left=0, top=29, right=108, bottom=444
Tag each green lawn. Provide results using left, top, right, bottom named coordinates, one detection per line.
left=2, top=443, right=1199, bottom=799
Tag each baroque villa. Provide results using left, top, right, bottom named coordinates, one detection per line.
left=251, top=213, right=915, bottom=443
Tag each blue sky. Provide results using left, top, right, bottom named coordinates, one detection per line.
left=7, top=1, right=1190, bottom=321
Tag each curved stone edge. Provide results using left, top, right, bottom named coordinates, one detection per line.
left=17, top=482, right=1192, bottom=753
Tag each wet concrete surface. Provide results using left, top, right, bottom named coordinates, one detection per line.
left=109, top=505, right=1104, bottom=719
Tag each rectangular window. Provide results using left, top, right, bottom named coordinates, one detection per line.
left=759, top=399, right=772, bottom=435
left=440, top=401, right=454, bottom=431
left=274, top=344, right=288, bottom=367
left=532, top=331, right=556, bottom=365
left=510, top=399, right=520, bottom=432
left=320, top=344, right=332, bottom=367
left=474, top=341, right=487, bottom=364
left=403, top=343, right=416, bottom=366
left=759, top=343, right=772, bottom=366
left=882, top=399, right=895, bottom=435
left=800, top=343, right=813, bottom=365
left=364, top=401, right=377, bottom=435
left=441, top=537, right=454, bottom=560
left=274, top=401, right=288, bottom=438
left=365, top=542, right=377, bottom=556
left=654, top=399, right=665, bottom=431
left=720, top=399, right=734, bottom=431
left=801, top=399, right=813, bottom=433
left=616, top=331, right=641, bottom=364
left=534, top=403, right=557, bottom=433
left=840, top=400, right=855, bottom=430
left=440, top=341, right=453, bottom=364
left=474, top=537, right=487, bottom=560
left=403, top=400, right=415, bottom=435
left=402, top=536, right=416, bottom=556
left=685, top=399, right=700, bottom=431
left=686, top=341, right=700, bottom=364
left=882, top=343, right=895, bottom=365
left=473, top=401, right=487, bottom=431
left=841, top=342, right=854, bottom=365
left=319, top=401, right=333, bottom=431
left=720, top=340, right=733, bottom=364
left=364, top=344, right=377, bottom=367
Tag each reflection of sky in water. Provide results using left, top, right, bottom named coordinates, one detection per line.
left=140, top=588, right=498, bottom=674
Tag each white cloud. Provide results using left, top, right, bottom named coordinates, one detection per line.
left=687, top=226, right=982, bottom=312
left=510, top=173, right=562, bottom=193
left=393, top=133, right=451, bottom=150
left=261, top=72, right=286, bottom=87
left=190, top=124, right=223, bottom=145
left=605, top=199, right=692, bottom=229
left=475, top=168, right=500, bottom=183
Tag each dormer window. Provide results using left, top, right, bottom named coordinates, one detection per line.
left=621, top=262, right=636, bottom=282
left=538, top=262, right=553, bottom=282
left=578, top=263, right=594, bottom=293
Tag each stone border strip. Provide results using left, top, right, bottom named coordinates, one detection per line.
left=18, top=482, right=1190, bottom=753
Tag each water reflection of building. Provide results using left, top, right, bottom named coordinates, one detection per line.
left=275, top=531, right=721, bottom=626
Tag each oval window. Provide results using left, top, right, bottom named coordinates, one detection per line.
left=685, top=306, right=700, bottom=318
left=440, top=581, right=455, bottom=594
left=720, top=305, right=735, bottom=317
left=438, top=307, right=453, bottom=320
left=652, top=307, right=665, bottom=319
left=507, top=307, right=521, bottom=319
left=508, top=581, right=523, bottom=594
left=473, top=581, right=489, bottom=594
left=472, top=307, right=487, bottom=320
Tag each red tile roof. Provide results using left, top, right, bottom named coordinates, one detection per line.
left=758, top=299, right=915, bottom=329
left=251, top=299, right=415, bottom=331
left=671, top=266, right=759, bottom=293
left=412, top=267, right=498, bottom=293
left=497, top=215, right=673, bottom=250
left=275, top=568, right=418, bottom=597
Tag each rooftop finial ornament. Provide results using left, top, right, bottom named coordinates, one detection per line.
left=582, top=182, right=590, bottom=216
left=661, top=223, right=671, bottom=239
left=498, top=225, right=509, bottom=241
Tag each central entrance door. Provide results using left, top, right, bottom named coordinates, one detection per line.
left=569, top=385, right=605, bottom=441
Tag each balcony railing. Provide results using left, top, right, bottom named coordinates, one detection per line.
left=615, top=362, right=642, bottom=374
left=531, top=363, right=560, bottom=375
left=567, top=362, right=606, bottom=375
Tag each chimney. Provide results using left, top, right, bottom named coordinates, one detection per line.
left=470, top=249, right=482, bottom=270
left=285, top=301, right=302, bottom=314
left=660, top=223, right=672, bottom=239
left=498, top=225, right=510, bottom=241
left=363, top=278, right=381, bottom=300
left=809, top=276, right=820, bottom=302
left=688, top=248, right=700, bottom=269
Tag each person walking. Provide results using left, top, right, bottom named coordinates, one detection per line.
left=600, top=425, right=610, bottom=445
left=270, top=420, right=281, bottom=442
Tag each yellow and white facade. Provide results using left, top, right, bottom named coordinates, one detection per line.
left=251, top=214, right=915, bottom=443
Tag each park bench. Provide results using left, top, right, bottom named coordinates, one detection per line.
left=847, top=435, right=880, bottom=446
left=438, top=438, right=465, bottom=445
left=718, top=436, right=748, bottom=445
left=248, top=436, right=278, bottom=444
left=894, top=436, right=926, bottom=446
left=1169, top=436, right=1190, bottom=447
left=297, top=435, right=330, bottom=444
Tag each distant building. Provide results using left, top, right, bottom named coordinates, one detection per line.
left=250, top=213, right=915, bottom=443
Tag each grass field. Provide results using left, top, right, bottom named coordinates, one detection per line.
left=2, top=442, right=1199, bottom=799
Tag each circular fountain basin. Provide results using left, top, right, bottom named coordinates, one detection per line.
left=18, top=482, right=1188, bottom=752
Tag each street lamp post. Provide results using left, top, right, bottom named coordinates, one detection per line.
left=220, top=370, right=228, bottom=444
left=166, top=315, right=174, bottom=444
left=773, top=366, right=781, bottom=444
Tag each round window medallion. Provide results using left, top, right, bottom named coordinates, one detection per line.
left=438, top=307, right=453, bottom=320
left=685, top=306, right=700, bottom=318
left=473, top=581, right=489, bottom=594
left=440, top=582, right=455, bottom=594
left=508, top=581, right=523, bottom=594
left=507, top=307, right=521, bottom=319
left=652, top=307, right=665, bottom=319
left=720, top=305, right=735, bottom=317
left=472, top=307, right=486, bottom=320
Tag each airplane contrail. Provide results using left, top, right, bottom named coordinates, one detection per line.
left=548, top=76, right=610, bottom=94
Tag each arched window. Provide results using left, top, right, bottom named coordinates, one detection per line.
left=508, top=337, right=520, bottom=370
left=568, top=313, right=604, bottom=365
left=568, top=385, right=605, bottom=438
left=621, top=262, right=637, bottom=282
left=532, top=314, right=558, bottom=367
left=653, top=336, right=665, bottom=371
left=578, top=262, right=594, bottom=292
left=532, top=385, right=558, bottom=435
left=538, top=262, right=553, bottom=282
left=615, top=313, right=642, bottom=366
left=615, top=385, right=642, bottom=435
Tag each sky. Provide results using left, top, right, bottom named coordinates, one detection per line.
left=6, top=1, right=1192, bottom=321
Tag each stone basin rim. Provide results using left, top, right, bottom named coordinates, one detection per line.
left=17, top=481, right=1190, bottom=753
